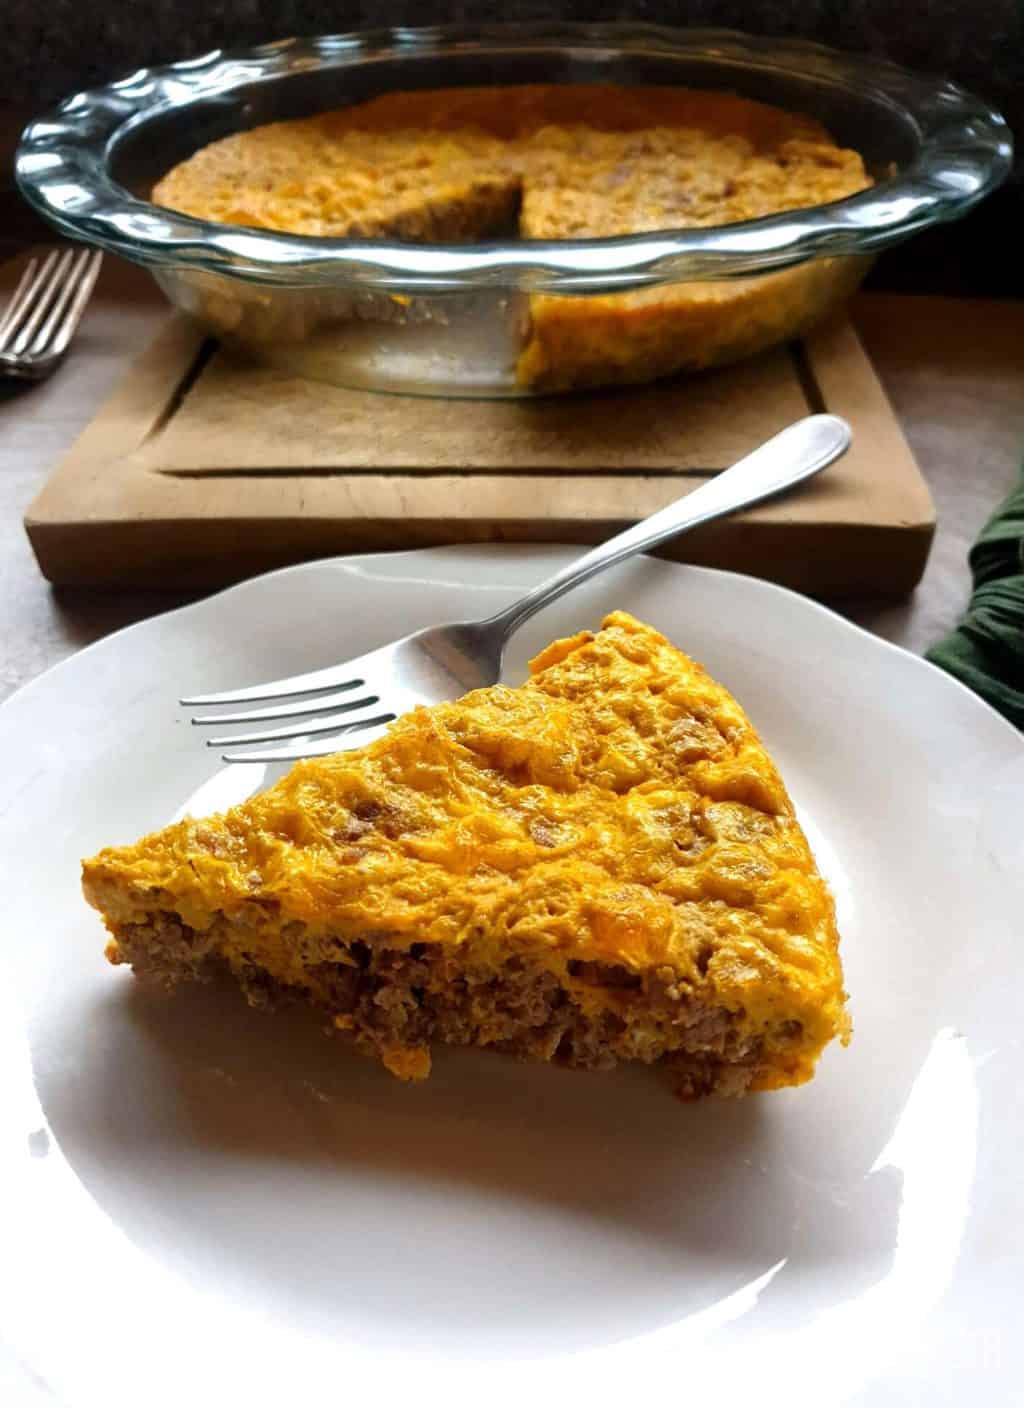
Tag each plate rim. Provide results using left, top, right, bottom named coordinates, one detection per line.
left=2, top=545, right=1020, bottom=760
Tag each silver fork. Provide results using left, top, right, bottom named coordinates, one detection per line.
left=0, top=247, right=103, bottom=380
left=186, top=413, right=850, bottom=764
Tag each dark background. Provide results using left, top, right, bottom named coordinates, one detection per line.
left=7, top=0, right=1023, bottom=296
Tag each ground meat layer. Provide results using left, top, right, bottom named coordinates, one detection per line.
left=106, top=913, right=768, bottom=1100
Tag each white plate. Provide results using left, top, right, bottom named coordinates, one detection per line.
left=1, top=547, right=1021, bottom=1408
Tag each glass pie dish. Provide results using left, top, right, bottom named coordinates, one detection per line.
left=16, top=25, right=1012, bottom=397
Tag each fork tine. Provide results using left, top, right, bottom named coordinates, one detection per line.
left=40, top=249, right=102, bottom=359
left=223, top=718, right=395, bottom=766
left=207, top=708, right=396, bottom=748
left=8, top=248, right=75, bottom=356
left=0, top=253, right=59, bottom=348
left=182, top=662, right=368, bottom=708
left=191, top=686, right=374, bottom=727
left=27, top=249, right=92, bottom=357
left=0, top=257, right=40, bottom=343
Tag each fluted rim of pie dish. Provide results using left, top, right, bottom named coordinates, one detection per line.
left=14, top=23, right=1014, bottom=294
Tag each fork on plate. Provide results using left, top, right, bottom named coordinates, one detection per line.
left=0, top=247, right=103, bottom=381
left=185, top=413, right=851, bottom=765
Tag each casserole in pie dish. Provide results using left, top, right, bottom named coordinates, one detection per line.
left=152, top=83, right=872, bottom=391
left=17, top=26, right=1011, bottom=396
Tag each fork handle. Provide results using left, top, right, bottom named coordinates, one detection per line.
left=483, top=413, right=850, bottom=641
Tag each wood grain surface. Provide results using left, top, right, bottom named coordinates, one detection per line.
left=1, top=240, right=1022, bottom=700
left=18, top=251, right=933, bottom=597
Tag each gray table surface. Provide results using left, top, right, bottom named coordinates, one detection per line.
left=2, top=264, right=1023, bottom=705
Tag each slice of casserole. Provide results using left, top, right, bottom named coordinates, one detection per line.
left=82, top=613, right=849, bottom=1099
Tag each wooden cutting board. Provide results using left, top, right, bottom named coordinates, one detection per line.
left=25, top=310, right=934, bottom=593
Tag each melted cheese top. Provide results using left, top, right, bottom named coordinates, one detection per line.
left=152, top=83, right=869, bottom=239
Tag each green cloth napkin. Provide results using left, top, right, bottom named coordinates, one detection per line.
left=926, top=464, right=1024, bottom=729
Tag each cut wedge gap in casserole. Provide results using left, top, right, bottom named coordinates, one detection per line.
left=82, top=612, right=850, bottom=1101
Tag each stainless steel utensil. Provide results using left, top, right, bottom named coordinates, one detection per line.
left=185, top=414, right=850, bottom=763
left=0, top=248, right=102, bottom=381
